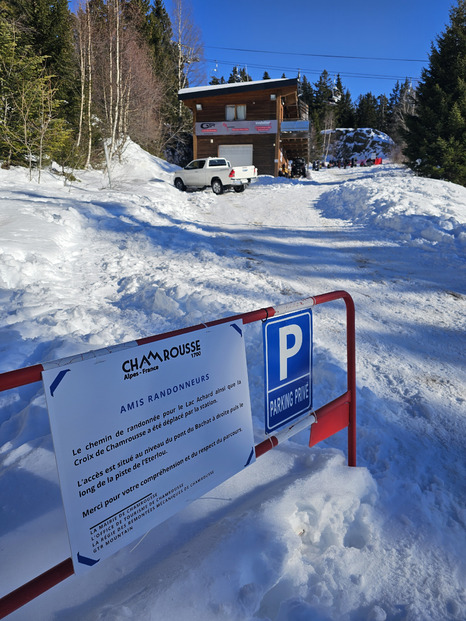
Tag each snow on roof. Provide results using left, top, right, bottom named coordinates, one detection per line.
left=178, top=77, right=298, bottom=99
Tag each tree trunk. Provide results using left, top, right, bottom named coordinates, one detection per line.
left=85, top=4, right=92, bottom=168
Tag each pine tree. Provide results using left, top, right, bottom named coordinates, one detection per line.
left=309, top=110, right=323, bottom=161
left=300, top=75, right=314, bottom=109
left=209, top=74, right=225, bottom=84
left=227, top=66, right=241, bottom=83
left=388, top=79, right=415, bottom=145
left=145, top=0, right=178, bottom=111
left=227, top=66, right=251, bottom=83
left=0, top=13, right=71, bottom=171
left=0, top=13, right=21, bottom=164
left=355, top=93, right=378, bottom=128
left=335, top=90, right=355, bottom=128
left=308, top=71, right=342, bottom=159
left=4, top=0, right=79, bottom=124
left=334, top=75, right=355, bottom=128
left=137, top=0, right=187, bottom=159
left=376, top=94, right=390, bottom=133
left=313, top=70, right=334, bottom=120
left=239, top=67, right=252, bottom=81
left=404, top=0, right=466, bottom=185
left=145, top=0, right=177, bottom=79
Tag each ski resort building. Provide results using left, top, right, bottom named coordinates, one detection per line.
left=178, top=77, right=310, bottom=176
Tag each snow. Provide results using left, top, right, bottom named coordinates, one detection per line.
left=179, top=77, right=293, bottom=97
left=322, top=128, right=395, bottom=162
left=1, top=140, right=465, bottom=620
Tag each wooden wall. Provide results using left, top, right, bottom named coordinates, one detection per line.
left=195, top=92, right=277, bottom=123
left=183, top=84, right=299, bottom=176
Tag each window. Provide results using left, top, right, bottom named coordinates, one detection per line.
left=225, top=105, right=235, bottom=121
left=225, top=104, right=247, bottom=121
left=185, top=159, right=205, bottom=170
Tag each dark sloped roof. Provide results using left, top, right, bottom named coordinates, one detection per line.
left=178, top=77, right=298, bottom=101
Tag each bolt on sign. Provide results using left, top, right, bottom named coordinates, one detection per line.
left=263, top=310, right=313, bottom=434
left=42, top=322, right=255, bottom=574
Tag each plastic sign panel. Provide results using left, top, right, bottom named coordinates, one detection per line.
left=263, top=310, right=313, bottom=433
left=195, top=120, right=278, bottom=135
left=42, top=322, right=255, bottom=574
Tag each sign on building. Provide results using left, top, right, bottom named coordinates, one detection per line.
left=195, top=120, right=278, bottom=136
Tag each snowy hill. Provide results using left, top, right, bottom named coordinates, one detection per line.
left=322, top=127, right=395, bottom=161
left=0, top=144, right=465, bottom=620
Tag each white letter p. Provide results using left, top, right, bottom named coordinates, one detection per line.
left=279, top=325, right=302, bottom=381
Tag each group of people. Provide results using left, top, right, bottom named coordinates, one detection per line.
left=279, top=155, right=384, bottom=177
left=312, top=157, right=383, bottom=170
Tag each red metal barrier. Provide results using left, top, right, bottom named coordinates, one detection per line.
left=252, top=291, right=356, bottom=467
left=0, top=291, right=355, bottom=618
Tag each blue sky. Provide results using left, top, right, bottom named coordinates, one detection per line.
left=179, top=0, right=455, bottom=99
left=69, top=0, right=455, bottom=100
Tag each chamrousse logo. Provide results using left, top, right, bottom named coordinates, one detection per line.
left=200, top=122, right=216, bottom=129
left=122, top=338, right=202, bottom=380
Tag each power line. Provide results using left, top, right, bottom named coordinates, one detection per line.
left=206, top=58, right=419, bottom=82
left=206, top=45, right=427, bottom=64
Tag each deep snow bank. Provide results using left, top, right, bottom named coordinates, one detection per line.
left=322, top=128, right=395, bottom=161
left=319, top=164, right=466, bottom=255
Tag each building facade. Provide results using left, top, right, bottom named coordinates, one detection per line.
left=178, top=77, right=309, bottom=177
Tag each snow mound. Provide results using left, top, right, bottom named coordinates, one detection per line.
left=111, top=140, right=179, bottom=184
left=323, top=128, right=395, bottom=161
left=319, top=165, right=466, bottom=254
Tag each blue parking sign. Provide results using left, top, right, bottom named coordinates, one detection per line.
left=263, top=310, right=313, bottom=433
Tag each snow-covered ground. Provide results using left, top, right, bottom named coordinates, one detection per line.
left=1, top=141, right=465, bottom=620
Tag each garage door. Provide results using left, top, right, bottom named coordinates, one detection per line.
left=218, top=145, right=253, bottom=166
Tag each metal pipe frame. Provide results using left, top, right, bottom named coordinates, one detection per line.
left=0, top=291, right=355, bottom=618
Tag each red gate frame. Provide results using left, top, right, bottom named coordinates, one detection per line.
left=0, top=290, right=355, bottom=618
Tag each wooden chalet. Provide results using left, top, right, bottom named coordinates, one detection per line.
left=178, top=77, right=310, bottom=177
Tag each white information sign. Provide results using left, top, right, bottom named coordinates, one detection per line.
left=42, top=322, right=255, bottom=573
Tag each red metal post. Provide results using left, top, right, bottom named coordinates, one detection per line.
left=0, top=559, right=74, bottom=619
left=0, top=363, right=44, bottom=392
left=311, top=291, right=356, bottom=466
left=255, top=435, right=279, bottom=458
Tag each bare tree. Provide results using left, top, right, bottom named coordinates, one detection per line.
left=171, top=0, right=205, bottom=114
left=75, top=1, right=93, bottom=167
left=75, top=8, right=85, bottom=149
left=70, top=0, right=165, bottom=166
left=85, top=0, right=123, bottom=159
left=322, top=107, right=336, bottom=162
left=85, top=4, right=93, bottom=168
left=122, top=33, right=163, bottom=153
left=110, top=0, right=121, bottom=151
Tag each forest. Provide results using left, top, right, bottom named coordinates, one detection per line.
left=1, top=0, right=465, bottom=185
left=0, top=0, right=196, bottom=173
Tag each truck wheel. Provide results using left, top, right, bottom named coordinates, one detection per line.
left=211, top=178, right=223, bottom=195
left=174, top=177, right=186, bottom=191
left=233, top=185, right=245, bottom=193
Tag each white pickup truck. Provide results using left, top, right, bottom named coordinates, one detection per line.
left=173, top=157, right=257, bottom=195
